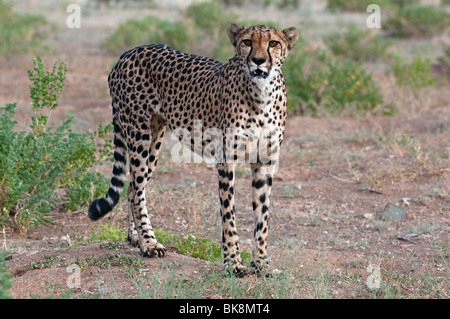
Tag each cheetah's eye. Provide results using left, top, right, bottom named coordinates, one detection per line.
left=269, top=41, right=279, bottom=48
left=243, top=39, right=252, bottom=47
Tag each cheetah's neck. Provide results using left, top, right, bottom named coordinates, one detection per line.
left=247, top=71, right=279, bottom=112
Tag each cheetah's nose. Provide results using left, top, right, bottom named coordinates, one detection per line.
left=252, top=57, right=266, bottom=66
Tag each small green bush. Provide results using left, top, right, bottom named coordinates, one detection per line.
left=219, top=0, right=246, bottom=6
left=90, top=224, right=127, bottom=242
left=392, top=54, right=437, bottom=95
left=327, top=0, right=418, bottom=12
left=186, top=1, right=238, bottom=61
left=324, top=24, right=393, bottom=62
left=0, top=251, right=12, bottom=299
left=0, top=57, right=112, bottom=231
left=154, top=229, right=252, bottom=263
left=65, top=172, right=111, bottom=211
left=383, top=5, right=450, bottom=38
left=187, top=1, right=236, bottom=32
left=438, top=47, right=450, bottom=76
left=0, top=0, right=49, bottom=55
left=102, top=16, right=191, bottom=55
left=283, top=42, right=386, bottom=116
left=220, top=0, right=300, bottom=8
left=391, top=0, right=420, bottom=6
left=327, top=0, right=387, bottom=12
left=277, top=0, right=300, bottom=8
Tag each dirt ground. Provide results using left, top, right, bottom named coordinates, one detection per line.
left=5, top=110, right=449, bottom=299
left=1, top=0, right=449, bottom=299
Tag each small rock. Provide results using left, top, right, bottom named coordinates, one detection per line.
left=272, top=268, right=282, bottom=274
left=382, top=204, right=407, bottom=221
left=60, top=235, right=72, bottom=246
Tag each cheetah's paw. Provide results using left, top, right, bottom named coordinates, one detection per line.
left=141, top=242, right=166, bottom=258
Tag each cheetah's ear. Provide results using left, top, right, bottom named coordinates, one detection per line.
left=282, top=27, right=300, bottom=50
left=227, top=23, right=245, bottom=47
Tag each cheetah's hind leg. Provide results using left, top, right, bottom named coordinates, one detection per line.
left=126, top=184, right=139, bottom=247
left=126, top=117, right=167, bottom=257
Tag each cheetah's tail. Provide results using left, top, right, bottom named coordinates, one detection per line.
left=88, top=121, right=127, bottom=221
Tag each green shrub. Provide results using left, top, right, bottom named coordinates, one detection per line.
left=220, top=0, right=300, bottom=8
left=90, top=0, right=155, bottom=8
left=0, top=0, right=49, bottom=55
left=327, top=0, right=418, bottom=12
left=187, top=1, right=236, bottom=32
left=327, top=0, right=388, bottom=12
left=324, top=24, right=393, bottom=62
left=383, top=5, right=450, bottom=38
left=391, top=0, right=420, bottom=6
left=154, top=229, right=252, bottom=263
left=283, top=42, right=386, bottom=116
left=90, top=224, right=127, bottom=242
left=65, top=172, right=111, bottom=211
left=102, top=16, right=191, bottom=55
left=392, top=54, right=437, bottom=96
left=219, top=0, right=246, bottom=6
left=438, top=47, right=450, bottom=76
left=0, top=251, right=12, bottom=299
left=0, top=57, right=112, bottom=231
left=277, top=0, right=300, bottom=8
left=186, top=1, right=237, bottom=61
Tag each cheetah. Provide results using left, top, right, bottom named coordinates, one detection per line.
left=88, top=23, right=299, bottom=275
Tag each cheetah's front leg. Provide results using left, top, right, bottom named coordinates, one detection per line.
left=217, top=163, right=247, bottom=276
left=250, top=162, right=274, bottom=274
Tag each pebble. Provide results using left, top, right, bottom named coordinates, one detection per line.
left=382, top=204, right=407, bottom=221
left=60, top=235, right=72, bottom=246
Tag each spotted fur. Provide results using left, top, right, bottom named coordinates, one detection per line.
left=88, top=23, right=299, bottom=275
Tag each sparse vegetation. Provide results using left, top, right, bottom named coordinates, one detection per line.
left=186, top=0, right=237, bottom=61
left=283, top=41, right=386, bottom=115
left=155, top=229, right=252, bottom=263
left=324, top=24, right=393, bottom=62
left=383, top=5, right=450, bottom=38
left=0, top=0, right=49, bottom=55
left=132, top=262, right=294, bottom=298
left=326, top=0, right=386, bottom=12
left=90, top=224, right=127, bottom=242
left=0, top=57, right=112, bottom=231
left=326, top=0, right=419, bottom=12
left=102, top=17, right=191, bottom=55
left=0, top=251, right=12, bottom=299
left=219, top=0, right=300, bottom=8
left=438, top=47, right=450, bottom=76
left=392, top=54, right=437, bottom=96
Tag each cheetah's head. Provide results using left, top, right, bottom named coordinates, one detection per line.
left=227, top=23, right=299, bottom=81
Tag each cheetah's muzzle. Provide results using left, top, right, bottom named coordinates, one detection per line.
left=250, top=68, right=269, bottom=79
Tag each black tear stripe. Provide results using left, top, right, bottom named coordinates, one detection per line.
left=247, top=43, right=253, bottom=65
left=267, top=43, right=273, bottom=68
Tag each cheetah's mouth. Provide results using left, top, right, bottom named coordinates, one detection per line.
left=250, top=68, right=269, bottom=79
